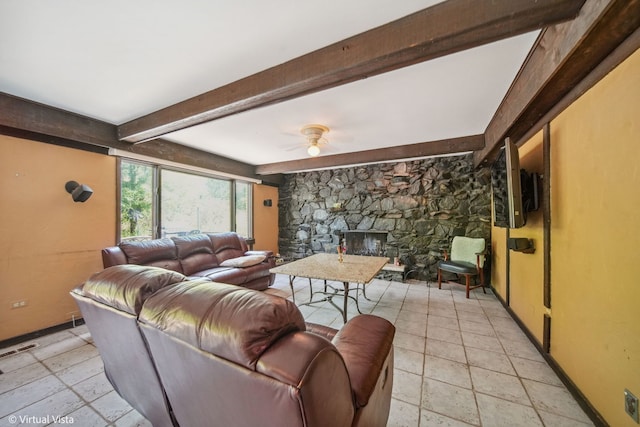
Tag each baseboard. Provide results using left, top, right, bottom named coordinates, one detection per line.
left=489, top=285, right=608, bottom=427
left=0, top=318, right=86, bottom=350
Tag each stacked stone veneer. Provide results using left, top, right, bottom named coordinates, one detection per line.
left=277, top=154, right=492, bottom=280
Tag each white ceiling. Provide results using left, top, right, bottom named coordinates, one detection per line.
left=0, top=0, right=539, bottom=168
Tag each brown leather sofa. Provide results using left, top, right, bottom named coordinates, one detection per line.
left=72, top=265, right=395, bottom=427
left=101, top=232, right=275, bottom=290
left=71, top=265, right=186, bottom=427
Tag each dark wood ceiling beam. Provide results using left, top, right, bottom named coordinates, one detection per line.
left=476, top=0, right=640, bottom=167
left=0, top=92, right=121, bottom=148
left=255, top=134, right=484, bottom=175
left=118, top=0, right=586, bottom=144
left=0, top=92, right=262, bottom=181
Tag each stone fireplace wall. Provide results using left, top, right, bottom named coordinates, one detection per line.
left=277, top=154, right=491, bottom=280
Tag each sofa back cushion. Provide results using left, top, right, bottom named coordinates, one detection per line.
left=80, top=265, right=186, bottom=315
left=208, top=232, right=247, bottom=262
left=119, top=238, right=182, bottom=272
left=172, top=234, right=219, bottom=275
left=140, top=280, right=305, bottom=369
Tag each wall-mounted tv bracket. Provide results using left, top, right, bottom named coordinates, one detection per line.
left=508, top=238, right=535, bottom=254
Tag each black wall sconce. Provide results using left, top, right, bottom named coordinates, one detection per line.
left=263, top=199, right=273, bottom=207
left=65, top=181, right=93, bottom=203
left=508, top=238, right=535, bottom=254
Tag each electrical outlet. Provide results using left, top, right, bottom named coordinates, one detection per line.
left=625, top=389, right=639, bottom=423
left=10, top=300, right=27, bottom=309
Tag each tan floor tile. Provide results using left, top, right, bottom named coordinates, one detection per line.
left=523, top=379, right=592, bottom=424
left=510, top=356, right=563, bottom=386
left=388, top=398, right=420, bottom=427
left=91, top=390, right=134, bottom=422
left=427, top=314, right=460, bottom=331
left=0, top=375, right=66, bottom=418
left=3, top=389, right=84, bottom=425
left=419, top=410, right=476, bottom=426
left=395, top=347, right=425, bottom=376
left=461, top=331, right=503, bottom=353
left=465, top=347, right=515, bottom=375
left=476, top=392, right=543, bottom=426
left=394, top=331, right=426, bottom=353
left=113, top=409, right=153, bottom=427
left=425, top=339, right=467, bottom=364
left=426, top=325, right=463, bottom=345
left=393, top=369, right=422, bottom=406
left=65, top=405, right=108, bottom=426
left=71, top=372, right=113, bottom=402
left=424, top=355, right=471, bottom=389
left=0, top=351, right=38, bottom=374
left=537, top=410, right=594, bottom=426
left=421, top=378, right=479, bottom=425
left=459, top=319, right=495, bottom=337
left=470, top=366, right=530, bottom=405
left=0, top=362, right=50, bottom=394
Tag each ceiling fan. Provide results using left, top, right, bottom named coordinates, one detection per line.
left=301, top=124, right=329, bottom=157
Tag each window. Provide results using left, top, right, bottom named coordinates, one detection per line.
left=118, top=160, right=252, bottom=242
left=235, top=181, right=251, bottom=238
left=120, top=161, right=154, bottom=241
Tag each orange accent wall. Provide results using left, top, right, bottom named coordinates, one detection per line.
left=491, top=49, right=640, bottom=425
left=0, top=136, right=117, bottom=340
left=252, top=184, right=279, bottom=254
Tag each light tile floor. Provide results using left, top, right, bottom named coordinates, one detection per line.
left=0, top=276, right=594, bottom=426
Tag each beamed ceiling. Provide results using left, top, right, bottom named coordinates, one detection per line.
left=1, top=0, right=639, bottom=184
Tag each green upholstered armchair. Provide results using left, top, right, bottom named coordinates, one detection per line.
left=437, top=236, right=487, bottom=298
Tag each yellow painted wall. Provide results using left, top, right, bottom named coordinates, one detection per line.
left=0, top=136, right=117, bottom=340
left=252, top=184, right=279, bottom=254
left=509, top=133, right=545, bottom=343
left=490, top=224, right=508, bottom=298
left=491, top=49, right=640, bottom=425
left=549, top=49, right=640, bottom=426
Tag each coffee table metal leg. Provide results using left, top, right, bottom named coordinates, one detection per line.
left=361, top=283, right=370, bottom=300
left=288, top=275, right=296, bottom=303
left=342, top=282, right=349, bottom=323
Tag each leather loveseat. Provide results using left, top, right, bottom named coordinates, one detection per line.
left=101, top=232, right=274, bottom=290
left=71, top=265, right=395, bottom=427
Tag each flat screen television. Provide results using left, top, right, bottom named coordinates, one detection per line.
left=492, top=139, right=526, bottom=228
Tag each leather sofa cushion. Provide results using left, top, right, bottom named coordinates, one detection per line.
left=209, top=232, right=246, bottom=262
left=199, top=263, right=269, bottom=286
left=172, top=234, right=219, bottom=275
left=140, top=280, right=305, bottom=369
left=80, top=265, right=186, bottom=315
left=120, top=238, right=182, bottom=272
left=219, top=255, right=265, bottom=268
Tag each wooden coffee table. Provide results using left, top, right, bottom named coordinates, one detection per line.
left=270, top=253, right=389, bottom=322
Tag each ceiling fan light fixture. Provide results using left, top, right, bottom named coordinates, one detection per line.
left=307, top=143, right=321, bottom=157
left=301, top=124, right=329, bottom=157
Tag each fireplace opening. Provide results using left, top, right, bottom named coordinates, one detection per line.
left=342, top=231, right=388, bottom=256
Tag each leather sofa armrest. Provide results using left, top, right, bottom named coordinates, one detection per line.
left=245, top=250, right=273, bottom=258
left=332, top=314, right=395, bottom=408
left=102, top=246, right=127, bottom=268
left=245, top=250, right=275, bottom=267
left=305, top=322, right=338, bottom=341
